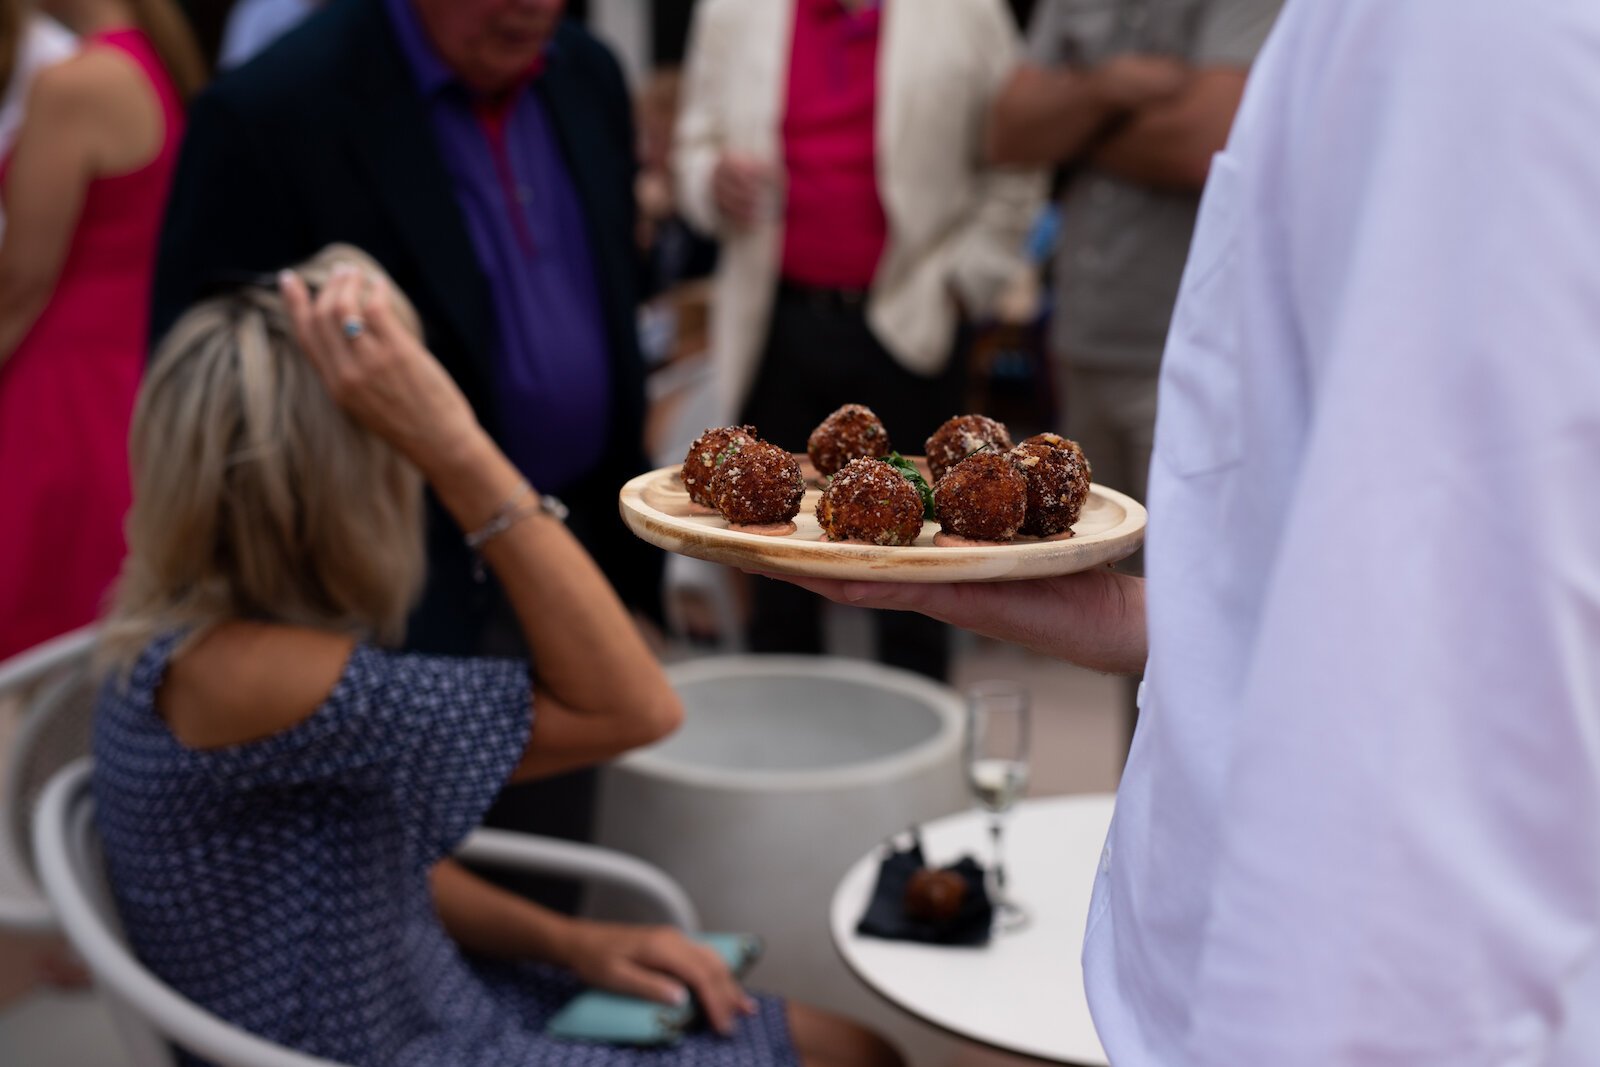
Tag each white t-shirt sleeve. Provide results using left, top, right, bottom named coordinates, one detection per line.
left=0, top=18, right=77, bottom=155
left=1185, top=3, right=1600, bottom=1063
left=25, top=16, right=76, bottom=65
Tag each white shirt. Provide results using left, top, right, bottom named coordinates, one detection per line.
left=1085, top=0, right=1600, bottom=1062
left=0, top=16, right=75, bottom=156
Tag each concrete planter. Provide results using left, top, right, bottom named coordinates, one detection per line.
left=594, top=655, right=970, bottom=1063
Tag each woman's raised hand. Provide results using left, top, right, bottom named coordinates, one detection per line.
left=279, top=264, right=486, bottom=475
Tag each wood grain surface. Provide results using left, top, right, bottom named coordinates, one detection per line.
left=618, top=458, right=1146, bottom=583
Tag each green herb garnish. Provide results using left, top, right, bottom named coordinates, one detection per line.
left=882, top=452, right=936, bottom=519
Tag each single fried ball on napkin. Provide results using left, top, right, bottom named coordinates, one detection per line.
left=903, top=867, right=968, bottom=924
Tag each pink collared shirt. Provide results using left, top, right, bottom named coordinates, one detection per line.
left=779, top=0, right=887, bottom=289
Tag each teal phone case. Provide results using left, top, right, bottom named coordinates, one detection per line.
left=545, top=932, right=763, bottom=1046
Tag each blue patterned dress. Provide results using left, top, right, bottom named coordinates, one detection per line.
left=92, top=633, right=799, bottom=1067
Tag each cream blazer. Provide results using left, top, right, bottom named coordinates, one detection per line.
left=674, top=0, right=1047, bottom=421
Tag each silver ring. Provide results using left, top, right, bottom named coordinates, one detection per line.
left=341, top=317, right=365, bottom=341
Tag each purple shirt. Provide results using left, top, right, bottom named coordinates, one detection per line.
left=386, top=0, right=611, bottom=494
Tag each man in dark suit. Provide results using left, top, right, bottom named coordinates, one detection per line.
left=152, top=0, right=661, bottom=909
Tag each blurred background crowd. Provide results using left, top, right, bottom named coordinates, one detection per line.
left=0, top=0, right=1280, bottom=672
left=0, top=0, right=1277, bottom=1062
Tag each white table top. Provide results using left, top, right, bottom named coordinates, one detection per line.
left=829, top=794, right=1115, bottom=1065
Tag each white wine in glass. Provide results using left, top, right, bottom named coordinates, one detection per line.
left=965, top=680, right=1031, bottom=932
left=969, top=757, right=1029, bottom=813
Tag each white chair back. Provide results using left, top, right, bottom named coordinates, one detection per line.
left=33, top=759, right=350, bottom=1067
left=0, top=626, right=98, bottom=930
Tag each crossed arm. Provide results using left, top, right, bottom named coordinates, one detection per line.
left=986, top=56, right=1248, bottom=193
left=1088, top=69, right=1250, bottom=190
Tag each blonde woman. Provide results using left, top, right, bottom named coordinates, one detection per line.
left=92, top=247, right=902, bottom=1067
left=0, top=0, right=204, bottom=659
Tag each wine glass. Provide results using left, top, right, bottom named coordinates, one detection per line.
left=965, top=680, right=1031, bottom=932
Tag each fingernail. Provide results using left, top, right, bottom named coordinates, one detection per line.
left=277, top=270, right=295, bottom=288
left=669, top=985, right=689, bottom=1006
left=332, top=263, right=356, bottom=277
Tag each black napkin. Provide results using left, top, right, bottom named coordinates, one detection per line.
left=856, top=839, right=993, bottom=946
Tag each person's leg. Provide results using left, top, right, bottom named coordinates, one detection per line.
left=1103, top=368, right=1160, bottom=533
left=746, top=575, right=828, bottom=655
left=737, top=293, right=834, bottom=452
left=786, top=1002, right=906, bottom=1067
left=1064, top=363, right=1152, bottom=754
left=1063, top=363, right=1127, bottom=501
left=738, top=291, right=840, bottom=655
left=1064, top=362, right=1145, bottom=573
left=741, top=292, right=960, bottom=675
left=875, top=608, right=950, bottom=680
left=848, top=311, right=963, bottom=679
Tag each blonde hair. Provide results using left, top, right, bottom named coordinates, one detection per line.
left=101, top=245, right=427, bottom=672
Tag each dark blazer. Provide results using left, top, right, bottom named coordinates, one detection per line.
left=152, top=0, right=661, bottom=654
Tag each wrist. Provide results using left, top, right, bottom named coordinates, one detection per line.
left=544, top=916, right=592, bottom=972
left=1082, top=66, right=1119, bottom=112
left=420, top=431, right=526, bottom=531
left=463, top=484, right=568, bottom=581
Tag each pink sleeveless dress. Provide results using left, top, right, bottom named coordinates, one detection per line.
left=0, top=29, right=184, bottom=659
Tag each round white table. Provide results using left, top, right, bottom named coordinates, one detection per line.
left=829, top=794, right=1115, bottom=1066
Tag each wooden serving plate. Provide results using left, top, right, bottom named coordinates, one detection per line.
left=618, top=458, right=1146, bottom=583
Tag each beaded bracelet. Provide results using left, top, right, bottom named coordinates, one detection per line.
left=465, top=483, right=568, bottom=582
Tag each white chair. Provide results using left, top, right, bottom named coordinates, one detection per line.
left=1, top=626, right=697, bottom=933
left=34, top=758, right=700, bottom=1067
left=0, top=625, right=98, bottom=931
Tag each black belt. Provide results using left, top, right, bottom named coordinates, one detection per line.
left=777, top=279, right=870, bottom=312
